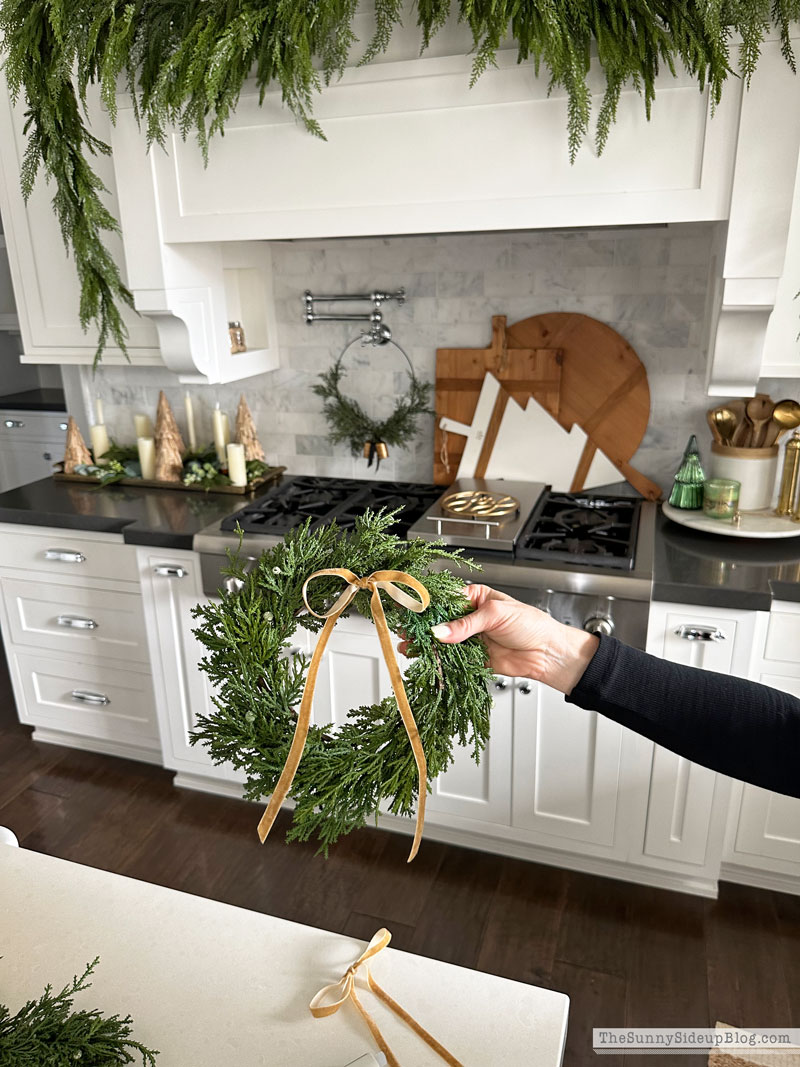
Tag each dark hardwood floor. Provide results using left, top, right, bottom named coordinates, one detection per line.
left=1, top=657, right=798, bottom=1066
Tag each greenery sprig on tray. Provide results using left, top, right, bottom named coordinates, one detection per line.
left=0, top=957, right=158, bottom=1066
left=2, top=2, right=798, bottom=365
left=191, top=510, right=493, bottom=853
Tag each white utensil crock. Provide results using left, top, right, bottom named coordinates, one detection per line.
left=709, top=443, right=779, bottom=510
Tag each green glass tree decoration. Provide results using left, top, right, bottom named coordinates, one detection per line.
left=669, top=434, right=706, bottom=509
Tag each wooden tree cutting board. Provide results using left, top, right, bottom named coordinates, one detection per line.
left=434, top=315, right=563, bottom=484
left=505, top=312, right=661, bottom=500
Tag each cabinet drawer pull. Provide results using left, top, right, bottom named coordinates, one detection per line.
left=517, top=681, right=532, bottom=694
left=57, top=615, right=98, bottom=630
left=154, top=565, right=187, bottom=578
left=71, top=689, right=110, bottom=706
left=674, top=624, right=726, bottom=643
left=493, top=678, right=508, bottom=691
left=45, top=549, right=86, bottom=563
left=59, top=422, right=68, bottom=431
left=4, top=419, right=23, bottom=428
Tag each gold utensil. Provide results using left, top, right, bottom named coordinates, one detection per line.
left=766, top=398, right=800, bottom=446
left=723, top=398, right=749, bottom=446
left=711, top=407, right=737, bottom=447
left=744, top=394, right=774, bottom=448
left=707, top=408, right=723, bottom=445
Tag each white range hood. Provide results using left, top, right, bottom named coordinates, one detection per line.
left=102, top=24, right=800, bottom=387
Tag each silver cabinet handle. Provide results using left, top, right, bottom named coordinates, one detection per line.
left=57, top=615, right=98, bottom=630
left=154, top=565, right=187, bottom=578
left=43, top=451, right=52, bottom=461
left=493, top=678, right=508, bottom=691
left=59, top=422, right=68, bottom=431
left=71, top=689, right=110, bottom=706
left=517, top=681, right=533, bottom=694
left=674, top=624, right=726, bottom=643
left=45, top=549, right=86, bottom=563
left=4, top=419, right=23, bottom=428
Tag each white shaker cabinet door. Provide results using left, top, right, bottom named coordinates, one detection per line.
left=512, top=676, right=623, bottom=848
left=309, top=613, right=390, bottom=730
left=138, top=549, right=245, bottom=786
left=425, top=675, right=513, bottom=827
left=642, top=602, right=757, bottom=869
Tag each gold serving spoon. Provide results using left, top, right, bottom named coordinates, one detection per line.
left=764, top=398, right=800, bottom=446
left=744, top=394, right=774, bottom=448
left=711, top=406, right=737, bottom=447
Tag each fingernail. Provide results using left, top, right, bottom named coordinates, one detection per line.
left=431, top=623, right=451, bottom=640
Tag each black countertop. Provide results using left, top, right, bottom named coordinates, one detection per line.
left=0, top=478, right=251, bottom=550
left=653, top=511, right=800, bottom=609
left=0, top=388, right=67, bottom=412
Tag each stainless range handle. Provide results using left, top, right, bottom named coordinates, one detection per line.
left=57, top=615, right=98, bottom=630
left=45, top=549, right=86, bottom=563
left=154, top=565, right=187, bottom=578
left=674, top=624, right=726, bottom=643
left=71, top=689, right=110, bottom=706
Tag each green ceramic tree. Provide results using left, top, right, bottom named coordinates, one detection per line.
left=669, top=434, right=706, bottom=510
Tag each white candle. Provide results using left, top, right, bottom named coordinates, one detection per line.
left=212, top=404, right=229, bottom=464
left=89, top=423, right=110, bottom=466
left=184, top=393, right=197, bottom=453
left=134, top=413, right=154, bottom=438
left=95, top=396, right=104, bottom=425
left=226, top=442, right=247, bottom=486
left=137, top=436, right=156, bottom=480
left=221, top=412, right=230, bottom=445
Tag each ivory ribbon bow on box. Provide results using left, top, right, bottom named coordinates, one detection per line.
left=310, top=928, right=464, bottom=1067
left=256, top=568, right=430, bottom=861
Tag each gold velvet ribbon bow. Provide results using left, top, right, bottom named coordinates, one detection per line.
left=256, top=568, right=430, bottom=861
left=309, top=928, right=464, bottom=1067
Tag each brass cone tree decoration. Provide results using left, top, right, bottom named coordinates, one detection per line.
left=235, top=394, right=265, bottom=462
left=668, top=434, right=706, bottom=510
left=154, top=391, right=185, bottom=482
left=62, top=416, right=93, bottom=473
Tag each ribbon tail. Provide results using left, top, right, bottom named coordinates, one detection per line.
left=350, top=986, right=401, bottom=1067
left=368, top=973, right=464, bottom=1067
left=257, top=613, right=338, bottom=843
left=366, top=441, right=376, bottom=468
left=370, top=589, right=427, bottom=863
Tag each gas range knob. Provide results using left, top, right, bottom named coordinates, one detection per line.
left=583, top=614, right=614, bottom=637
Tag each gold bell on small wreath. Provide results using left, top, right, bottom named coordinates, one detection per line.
left=363, top=440, right=389, bottom=468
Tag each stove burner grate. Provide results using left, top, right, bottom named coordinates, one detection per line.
left=515, top=491, right=641, bottom=570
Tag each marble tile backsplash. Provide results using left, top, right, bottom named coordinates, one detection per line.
left=82, top=223, right=798, bottom=492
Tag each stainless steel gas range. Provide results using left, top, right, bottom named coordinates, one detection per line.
left=193, top=474, right=655, bottom=649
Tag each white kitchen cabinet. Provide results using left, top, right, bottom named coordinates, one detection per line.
left=425, top=674, right=513, bottom=827
left=639, top=602, right=758, bottom=876
left=0, top=409, right=68, bottom=493
left=0, top=523, right=160, bottom=763
left=722, top=605, right=800, bottom=894
left=137, top=548, right=246, bottom=794
left=0, top=75, right=161, bottom=367
left=310, top=612, right=389, bottom=729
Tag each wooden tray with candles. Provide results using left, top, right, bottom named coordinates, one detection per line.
left=52, top=466, right=285, bottom=495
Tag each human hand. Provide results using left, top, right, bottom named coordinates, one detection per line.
left=424, top=584, right=599, bottom=695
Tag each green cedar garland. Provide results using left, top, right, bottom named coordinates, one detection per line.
left=0, top=958, right=158, bottom=1066
left=2, top=5, right=800, bottom=365
left=190, top=510, right=493, bottom=853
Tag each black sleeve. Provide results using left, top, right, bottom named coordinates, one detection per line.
left=566, top=634, right=800, bottom=799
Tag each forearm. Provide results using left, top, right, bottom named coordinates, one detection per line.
left=560, top=633, right=800, bottom=800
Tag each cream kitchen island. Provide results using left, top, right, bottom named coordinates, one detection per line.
left=0, top=847, right=569, bottom=1066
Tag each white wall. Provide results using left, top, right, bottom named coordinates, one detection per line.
left=83, top=223, right=800, bottom=491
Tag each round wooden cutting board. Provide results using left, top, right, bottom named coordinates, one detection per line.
left=505, top=312, right=660, bottom=499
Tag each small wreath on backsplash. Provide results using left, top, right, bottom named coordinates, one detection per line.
left=190, top=510, right=493, bottom=856
left=313, top=337, right=432, bottom=468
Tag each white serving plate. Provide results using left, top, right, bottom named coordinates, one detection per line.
left=662, top=501, right=800, bottom=539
